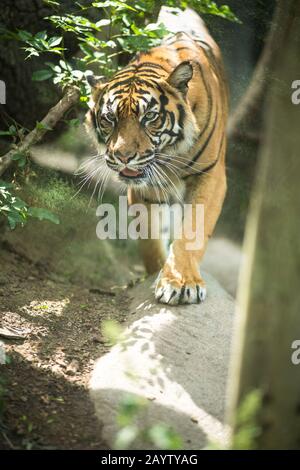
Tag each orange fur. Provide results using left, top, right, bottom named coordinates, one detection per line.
left=86, top=20, right=228, bottom=305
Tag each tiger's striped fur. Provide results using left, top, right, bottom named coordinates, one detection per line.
left=86, top=8, right=228, bottom=305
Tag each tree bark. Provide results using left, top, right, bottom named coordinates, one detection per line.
left=228, top=0, right=300, bottom=449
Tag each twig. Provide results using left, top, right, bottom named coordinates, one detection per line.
left=1, top=429, right=16, bottom=449
left=0, top=326, right=29, bottom=340
left=0, top=87, right=80, bottom=176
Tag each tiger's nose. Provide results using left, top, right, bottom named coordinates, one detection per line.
left=114, top=151, right=136, bottom=163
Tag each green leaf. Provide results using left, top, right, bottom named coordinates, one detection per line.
left=7, top=215, right=17, bottom=230
left=11, top=152, right=27, bottom=168
left=18, top=158, right=27, bottom=168
left=59, top=59, right=69, bottom=70
left=35, top=30, right=47, bottom=41
left=17, top=30, right=33, bottom=41
left=71, top=69, right=84, bottom=79
left=24, top=48, right=40, bottom=59
left=28, top=207, right=60, bottom=224
left=48, top=36, right=63, bottom=47
left=36, top=121, right=53, bottom=131
left=32, top=69, right=53, bottom=81
left=11, top=151, right=26, bottom=161
left=0, top=130, right=13, bottom=136
left=0, top=180, right=13, bottom=189
left=9, top=125, right=17, bottom=135
left=95, top=19, right=111, bottom=28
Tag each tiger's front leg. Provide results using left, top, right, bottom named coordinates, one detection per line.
left=155, top=164, right=226, bottom=305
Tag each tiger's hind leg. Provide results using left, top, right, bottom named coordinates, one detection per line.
left=128, top=189, right=167, bottom=275
left=139, top=237, right=166, bottom=275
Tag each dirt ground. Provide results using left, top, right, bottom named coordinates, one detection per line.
left=0, top=242, right=131, bottom=449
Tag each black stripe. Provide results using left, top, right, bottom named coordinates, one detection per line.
left=160, top=94, right=169, bottom=107
left=175, top=46, right=190, bottom=51
left=177, top=104, right=185, bottom=129
left=197, top=40, right=223, bottom=82
left=91, top=110, right=97, bottom=129
left=160, top=128, right=180, bottom=138
left=91, top=110, right=104, bottom=143
left=112, top=68, right=135, bottom=79
left=148, top=96, right=158, bottom=109
left=135, top=61, right=168, bottom=72
left=108, top=77, right=135, bottom=91
left=137, top=68, right=164, bottom=76
left=196, top=62, right=213, bottom=140
left=182, top=135, right=225, bottom=179
left=136, top=78, right=165, bottom=92
left=137, top=72, right=164, bottom=80
left=135, top=95, right=149, bottom=103
left=187, top=107, right=218, bottom=168
left=169, top=111, right=175, bottom=128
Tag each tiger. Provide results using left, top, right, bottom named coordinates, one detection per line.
left=85, top=7, right=228, bottom=305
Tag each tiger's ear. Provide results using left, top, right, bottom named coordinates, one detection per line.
left=86, top=73, right=104, bottom=90
left=167, top=61, right=193, bottom=94
left=86, top=73, right=105, bottom=109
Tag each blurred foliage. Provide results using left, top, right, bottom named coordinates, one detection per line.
left=204, top=389, right=262, bottom=450
left=231, top=389, right=262, bottom=450
left=102, top=319, right=124, bottom=346
left=115, top=393, right=183, bottom=450
left=0, top=179, right=59, bottom=229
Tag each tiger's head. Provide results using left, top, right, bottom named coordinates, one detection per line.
left=86, top=61, right=199, bottom=186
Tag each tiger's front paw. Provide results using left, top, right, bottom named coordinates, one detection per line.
left=154, top=269, right=206, bottom=305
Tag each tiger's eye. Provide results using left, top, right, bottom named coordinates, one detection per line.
left=145, top=111, right=158, bottom=120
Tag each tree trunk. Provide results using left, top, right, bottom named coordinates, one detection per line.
left=228, top=0, right=300, bottom=449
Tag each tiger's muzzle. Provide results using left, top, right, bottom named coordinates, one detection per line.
left=105, top=150, right=155, bottom=185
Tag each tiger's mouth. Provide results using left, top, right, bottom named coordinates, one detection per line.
left=118, top=166, right=148, bottom=185
left=119, top=168, right=142, bottom=178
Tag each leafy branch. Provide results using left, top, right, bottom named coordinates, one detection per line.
left=3, top=0, right=238, bottom=94
left=0, top=180, right=60, bottom=229
left=0, top=87, right=80, bottom=177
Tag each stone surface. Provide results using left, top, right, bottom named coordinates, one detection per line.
left=90, top=272, right=235, bottom=450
